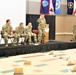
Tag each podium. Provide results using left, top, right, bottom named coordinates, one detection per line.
left=44, top=24, right=49, bottom=42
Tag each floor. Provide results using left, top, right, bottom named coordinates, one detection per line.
left=0, top=49, right=76, bottom=75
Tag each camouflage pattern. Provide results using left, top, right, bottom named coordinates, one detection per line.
left=2, top=24, right=13, bottom=45
left=2, top=24, right=20, bottom=46
left=2, top=24, right=12, bottom=35
left=13, top=26, right=27, bottom=45
left=37, top=18, right=46, bottom=43
left=24, top=25, right=37, bottom=43
left=73, top=25, right=76, bottom=41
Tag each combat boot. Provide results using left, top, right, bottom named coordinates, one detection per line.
left=42, top=39, right=45, bottom=44
left=38, top=36, right=42, bottom=44
left=28, top=42, right=32, bottom=45
left=5, top=44, right=8, bottom=47
left=24, top=42, right=26, bottom=45
left=12, top=41, right=17, bottom=46
left=17, top=39, right=19, bottom=45
left=37, top=40, right=41, bottom=44
left=12, top=43, right=17, bottom=46
left=42, top=35, right=45, bottom=43
left=5, top=39, right=8, bottom=47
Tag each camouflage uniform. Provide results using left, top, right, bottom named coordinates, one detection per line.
left=24, top=26, right=37, bottom=44
left=73, top=25, right=76, bottom=41
left=13, top=26, right=27, bottom=45
left=37, top=17, right=46, bottom=43
left=2, top=24, right=13, bottom=46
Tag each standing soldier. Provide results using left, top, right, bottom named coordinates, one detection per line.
left=24, top=22, right=37, bottom=44
left=73, top=24, right=76, bottom=41
left=37, top=14, right=46, bottom=43
left=13, top=22, right=27, bottom=45
left=2, top=19, right=16, bottom=47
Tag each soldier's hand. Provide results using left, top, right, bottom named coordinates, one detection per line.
left=8, top=35, right=13, bottom=38
left=21, top=34, right=24, bottom=36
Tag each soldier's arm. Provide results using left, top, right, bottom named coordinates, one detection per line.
left=23, top=28, right=25, bottom=34
left=24, top=28, right=27, bottom=34
left=73, top=25, right=76, bottom=33
left=15, top=27, right=19, bottom=34
left=73, top=27, right=76, bottom=34
left=24, top=26, right=28, bottom=34
left=44, top=18, right=46, bottom=27
left=73, top=25, right=75, bottom=33
left=11, top=26, right=13, bottom=35
left=73, top=28, right=75, bottom=34
left=31, top=26, right=32, bottom=32
left=45, top=18, right=46, bottom=24
left=2, top=26, right=6, bottom=34
left=37, top=18, right=41, bottom=23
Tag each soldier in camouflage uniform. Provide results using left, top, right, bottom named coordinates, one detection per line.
left=13, top=22, right=27, bottom=45
left=24, top=22, right=37, bottom=44
left=37, top=14, right=46, bottom=43
left=2, top=19, right=17, bottom=47
left=73, top=24, right=76, bottom=41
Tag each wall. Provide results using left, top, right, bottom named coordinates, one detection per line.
left=26, top=0, right=67, bottom=15
left=65, top=16, right=76, bottom=41
left=55, top=16, right=65, bottom=41
left=26, top=0, right=40, bottom=14
left=55, top=16, right=76, bottom=41
left=0, top=0, right=25, bottom=30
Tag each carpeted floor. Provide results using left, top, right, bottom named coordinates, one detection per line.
left=0, top=48, right=76, bottom=75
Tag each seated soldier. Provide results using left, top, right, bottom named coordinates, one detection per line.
left=2, top=19, right=17, bottom=47
left=24, top=22, right=37, bottom=44
left=13, top=22, right=27, bottom=45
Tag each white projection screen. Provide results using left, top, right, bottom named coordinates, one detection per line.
left=0, top=0, right=26, bottom=30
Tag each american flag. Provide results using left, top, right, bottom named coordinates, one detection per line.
left=74, top=0, right=76, bottom=15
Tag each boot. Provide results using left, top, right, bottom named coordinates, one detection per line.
left=42, top=39, right=45, bottom=43
left=38, top=36, right=42, bottom=44
left=12, top=38, right=17, bottom=46
left=28, top=42, right=32, bottom=45
left=12, top=43, right=17, bottom=46
left=5, top=39, right=8, bottom=47
left=24, top=40, right=26, bottom=45
left=42, top=34, right=45, bottom=43
left=17, top=39, right=19, bottom=45
left=5, top=44, right=8, bottom=47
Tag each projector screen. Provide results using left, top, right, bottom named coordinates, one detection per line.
left=0, top=0, right=25, bottom=30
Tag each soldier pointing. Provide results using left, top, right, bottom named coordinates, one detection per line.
left=37, top=14, right=46, bottom=43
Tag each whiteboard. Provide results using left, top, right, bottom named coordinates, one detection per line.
left=0, top=0, right=26, bottom=30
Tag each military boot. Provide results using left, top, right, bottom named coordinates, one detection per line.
left=23, top=40, right=26, bottom=45
left=17, top=39, right=19, bottom=45
left=42, top=39, right=45, bottom=44
left=38, top=36, right=42, bottom=44
left=12, top=43, right=17, bottom=46
left=12, top=37, right=18, bottom=46
left=28, top=38, right=32, bottom=45
left=5, top=39, right=8, bottom=47
left=42, top=34, right=45, bottom=43
left=28, top=42, right=32, bottom=45
left=5, top=44, right=8, bottom=47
